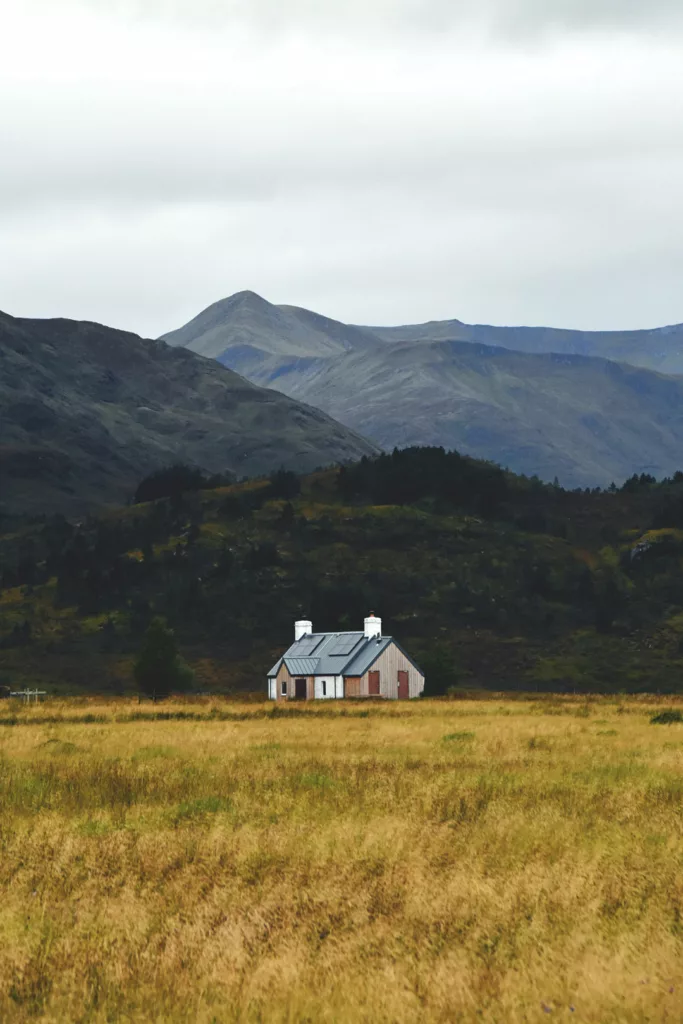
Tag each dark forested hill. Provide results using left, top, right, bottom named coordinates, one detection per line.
left=163, top=293, right=683, bottom=488
left=0, top=310, right=378, bottom=516
left=2, top=448, right=683, bottom=697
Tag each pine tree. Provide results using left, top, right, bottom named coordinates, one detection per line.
left=133, top=617, right=194, bottom=697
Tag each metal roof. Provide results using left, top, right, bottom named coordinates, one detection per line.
left=267, top=656, right=283, bottom=678
left=343, top=636, right=393, bottom=676
left=283, top=657, right=321, bottom=676
left=268, top=632, right=424, bottom=679
left=267, top=631, right=410, bottom=678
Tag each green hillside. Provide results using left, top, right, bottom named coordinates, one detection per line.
left=2, top=448, right=683, bottom=697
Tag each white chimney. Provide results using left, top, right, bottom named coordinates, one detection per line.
left=364, top=612, right=382, bottom=640
left=295, top=619, right=313, bottom=641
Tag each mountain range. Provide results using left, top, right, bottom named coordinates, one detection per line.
left=0, top=310, right=377, bottom=516
left=365, top=317, right=683, bottom=376
left=162, top=291, right=683, bottom=488
left=4, top=291, right=682, bottom=517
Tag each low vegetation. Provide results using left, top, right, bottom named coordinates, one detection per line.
left=0, top=696, right=681, bottom=1022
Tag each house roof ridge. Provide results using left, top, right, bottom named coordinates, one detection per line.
left=308, top=630, right=363, bottom=636
left=305, top=630, right=393, bottom=638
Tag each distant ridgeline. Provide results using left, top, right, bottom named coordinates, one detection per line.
left=2, top=447, right=683, bottom=697
left=161, top=290, right=683, bottom=490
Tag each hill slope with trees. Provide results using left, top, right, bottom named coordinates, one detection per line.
left=2, top=448, right=683, bottom=697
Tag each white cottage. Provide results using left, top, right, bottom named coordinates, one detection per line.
left=267, top=614, right=425, bottom=700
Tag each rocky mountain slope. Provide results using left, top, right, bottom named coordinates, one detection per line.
left=162, top=290, right=380, bottom=360
left=367, top=318, right=683, bottom=376
left=163, top=290, right=683, bottom=375
left=0, top=311, right=378, bottom=516
left=162, top=292, right=683, bottom=487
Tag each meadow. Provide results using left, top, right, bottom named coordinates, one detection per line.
left=0, top=696, right=681, bottom=1023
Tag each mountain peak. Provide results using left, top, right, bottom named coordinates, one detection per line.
left=197, top=289, right=277, bottom=321
left=218, top=289, right=272, bottom=308
left=161, top=292, right=381, bottom=361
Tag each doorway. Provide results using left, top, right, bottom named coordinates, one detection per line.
left=295, top=678, right=307, bottom=699
left=397, top=670, right=409, bottom=700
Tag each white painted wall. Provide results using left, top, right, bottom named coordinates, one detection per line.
left=335, top=676, right=344, bottom=699
left=314, top=676, right=336, bottom=699
left=268, top=678, right=276, bottom=700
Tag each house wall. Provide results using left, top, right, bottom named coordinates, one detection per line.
left=270, top=646, right=424, bottom=700
left=270, top=667, right=347, bottom=700
left=358, top=642, right=424, bottom=699
left=344, top=676, right=361, bottom=698
left=273, top=661, right=292, bottom=700
left=314, top=676, right=343, bottom=699
left=271, top=665, right=317, bottom=700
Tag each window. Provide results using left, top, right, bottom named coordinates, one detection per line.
left=281, top=681, right=287, bottom=696
left=322, top=680, right=326, bottom=696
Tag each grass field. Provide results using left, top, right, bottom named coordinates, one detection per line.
left=1, top=697, right=682, bottom=1023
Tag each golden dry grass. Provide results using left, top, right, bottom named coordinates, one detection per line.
left=0, top=697, right=682, bottom=1023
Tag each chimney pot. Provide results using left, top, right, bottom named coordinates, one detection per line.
left=294, top=619, right=313, bottom=641
left=364, top=613, right=382, bottom=640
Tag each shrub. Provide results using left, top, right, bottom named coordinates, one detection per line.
left=650, top=709, right=683, bottom=725
left=267, top=469, right=301, bottom=501
left=134, top=464, right=234, bottom=504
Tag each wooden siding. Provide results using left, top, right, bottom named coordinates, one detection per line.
left=344, top=676, right=361, bottom=698
left=275, top=661, right=292, bottom=701
left=275, top=664, right=315, bottom=701
left=359, top=641, right=424, bottom=699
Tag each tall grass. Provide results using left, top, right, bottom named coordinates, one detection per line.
left=0, top=697, right=681, bottom=1022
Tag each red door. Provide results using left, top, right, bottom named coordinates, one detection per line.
left=397, top=670, right=409, bottom=700
left=368, top=670, right=380, bottom=696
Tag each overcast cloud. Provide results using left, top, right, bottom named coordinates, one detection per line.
left=1, top=0, right=682, bottom=336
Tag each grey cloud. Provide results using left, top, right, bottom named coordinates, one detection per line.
left=92, top=0, right=683, bottom=36
left=1, top=0, right=682, bottom=340
left=2, top=36, right=681, bottom=213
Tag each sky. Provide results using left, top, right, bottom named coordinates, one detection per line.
left=2, top=0, right=683, bottom=338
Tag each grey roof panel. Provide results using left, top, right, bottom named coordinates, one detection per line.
left=343, top=636, right=393, bottom=676
left=289, top=634, right=325, bottom=657
left=270, top=631, right=423, bottom=679
left=307, top=633, right=365, bottom=675
left=271, top=631, right=385, bottom=677
left=284, top=657, right=321, bottom=675
left=267, top=656, right=283, bottom=678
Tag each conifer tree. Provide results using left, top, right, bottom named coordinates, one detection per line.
left=134, top=617, right=194, bottom=697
